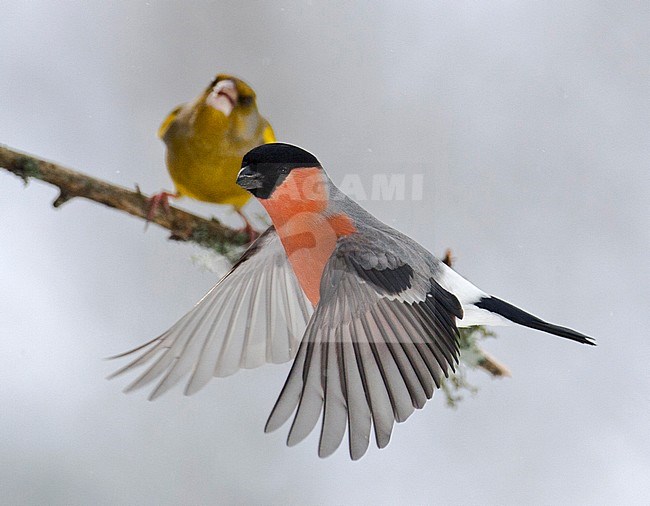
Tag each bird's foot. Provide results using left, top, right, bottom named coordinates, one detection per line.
left=146, top=190, right=178, bottom=223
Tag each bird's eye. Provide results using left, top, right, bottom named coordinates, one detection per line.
left=279, top=167, right=290, bottom=174
left=239, top=95, right=254, bottom=106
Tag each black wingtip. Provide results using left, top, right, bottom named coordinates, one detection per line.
left=475, top=296, right=596, bottom=346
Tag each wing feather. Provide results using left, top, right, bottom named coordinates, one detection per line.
left=318, top=335, right=347, bottom=457
left=264, top=337, right=309, bottom=433
left=341, top=324, right=372, bottom=460
left=287, top=333, right=324, bottom=447
left=109, top=227, right=313, bottom=397
left=356, top=314, right=395, bottom=449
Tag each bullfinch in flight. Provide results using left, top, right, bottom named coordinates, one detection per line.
left=112, top=143, right=595, bottom=460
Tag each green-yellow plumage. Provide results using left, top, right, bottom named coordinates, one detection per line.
left=158, top=74, right=275, bottom=210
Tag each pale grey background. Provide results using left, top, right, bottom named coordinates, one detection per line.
left=1, top=2, right=649, bottom=505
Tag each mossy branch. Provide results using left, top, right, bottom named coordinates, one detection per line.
left=1, top=144, right=510, bottom=386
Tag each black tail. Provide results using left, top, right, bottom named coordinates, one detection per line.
left=475, top=296, right=596, bottom=345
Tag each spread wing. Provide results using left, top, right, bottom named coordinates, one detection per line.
left=264, top=234, right=463, bottom=460
left=109, top=226, right=313, bottom=399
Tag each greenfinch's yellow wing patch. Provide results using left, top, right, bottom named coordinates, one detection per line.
left=262, top=124, right=276, bottom=144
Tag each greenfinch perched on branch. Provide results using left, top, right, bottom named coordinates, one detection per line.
left=149, top=74, right=275, bottom=235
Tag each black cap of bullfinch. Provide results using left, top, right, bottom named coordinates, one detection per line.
left=237, top=143, right=321, bottom=199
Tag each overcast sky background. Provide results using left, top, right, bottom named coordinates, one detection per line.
left=2, top=2, right=649, bottom=505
